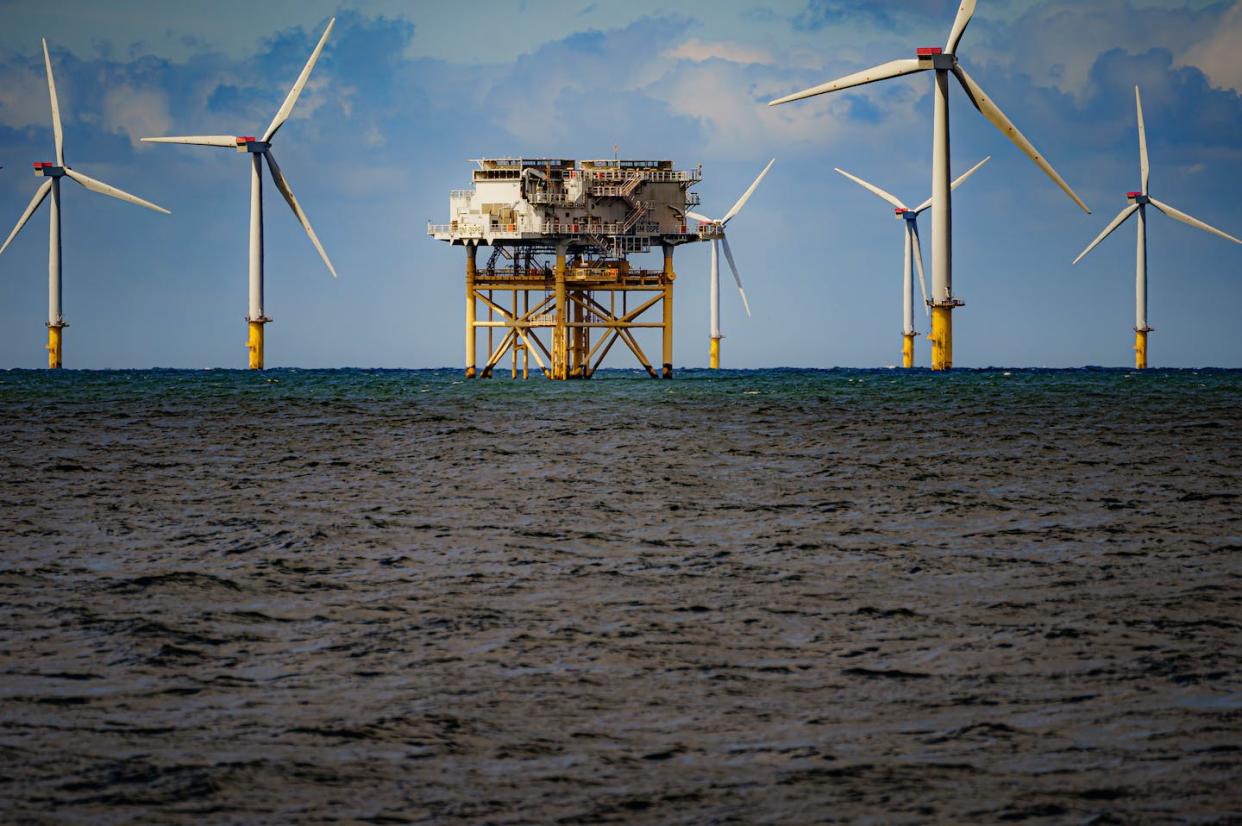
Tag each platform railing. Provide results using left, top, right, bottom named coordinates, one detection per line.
left=568, top=169, right=700, bottom=184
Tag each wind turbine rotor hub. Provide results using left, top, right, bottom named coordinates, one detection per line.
left=235, top=137, right=270, bottom=153
left=917, top=49, right=956, bottom=69
left=1127, top=192, right=1149, bottom=204
left=32, top=162, right=66, bottom=178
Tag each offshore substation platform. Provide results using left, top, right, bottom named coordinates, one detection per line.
left=429, top=157, right=711, bottom=379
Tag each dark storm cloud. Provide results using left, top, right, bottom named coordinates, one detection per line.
left=954, top=46, right=1242, bottom=161
left=1085, top=48, right=1242, bottom=157
left=792, top=0, right=950, bottom=31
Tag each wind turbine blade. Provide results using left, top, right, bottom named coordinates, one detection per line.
left=768, top=59, right=927, bottom=106
left=909, top=221, right=929, bottom=315
left=1135, top=86, right=1150, bottom=194
left=722, top=158, right=775, bottom=224
left=685, top=211, right=715, bottom=224
left=914, top=155, right=991, bottom=213
left=1149, top=198, right=1242, bottom=245
left=64, top=169, right=170, bottom=214
left=141, top=135, right=238, bottom=148
left=952, top=64, right=1091, bottom=214
left=0, top=180, right=52, bottom=256
left=1072, top=203, right=1139, bottom=265
left=264, top=149, right=338, bottom=277
left=719, top=235, right=751, bottom=318
left=834, top=167, right=907, bottom=210
left=42, top=39, right=64, bottom=166
left=262, top=17, right=335, bottom=142
left=945, top=0, right=977, bottom=54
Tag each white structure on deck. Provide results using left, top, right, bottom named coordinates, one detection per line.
left=430, top=158, right=701, bottom=255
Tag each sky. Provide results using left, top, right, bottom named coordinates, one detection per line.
left=1, top=0, right=1240, bottom=369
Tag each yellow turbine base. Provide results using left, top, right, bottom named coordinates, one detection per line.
left=902, top=333, right=915, bottom=369
left=247, top=321, right=265, bottom=370
left=47, top=326, right=63, bottom=369
left=930, top=306, right=953, bottom=371
left=1135, top=330, right=1148, bottom=370
left=709, top=337, right=720, bottom=369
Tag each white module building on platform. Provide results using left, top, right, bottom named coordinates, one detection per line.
left=428, top=157, right=709, bottom=254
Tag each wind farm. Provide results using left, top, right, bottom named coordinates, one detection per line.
left=1, top=4, right=1242, bottom=824
left=0, top=5, right=1239, bottom=370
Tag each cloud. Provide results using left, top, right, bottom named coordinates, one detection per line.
left=103, top=85, right=172, bottom=146
left=791, top=0, right=947, bottom=32
left=1182, top=1, right=1242, bottom=92
left=978, top=0, right=1225, bottom=101
left=0, top=61, right=49, bottom=132
left=481, top=17, right=691, bottom=147
left=1085, top=47, right=1242, bottom=156
left=667, top=38, right=774, bottom=66
left=652, top=56, right=927, bottom=158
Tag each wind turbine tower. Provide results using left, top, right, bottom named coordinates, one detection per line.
left=685, top=159, right=774, bottom=369
left=769, top=0, right=1090, bottom=370
left=143, top=18, right=338, bottom=370
left=1073, top=87, right=1241, bottom=369
left=0, top=40, right=170, bottom=369
left=834, top=156, right=989, bottom=367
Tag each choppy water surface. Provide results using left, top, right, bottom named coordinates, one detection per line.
left=1, top=368, right=1240, bottom=823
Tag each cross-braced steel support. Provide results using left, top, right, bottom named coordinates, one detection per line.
left=461, top=244, right=675, bottom=380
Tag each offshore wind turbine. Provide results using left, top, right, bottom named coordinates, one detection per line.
left=143, top=18, right=338, bottom=370
left=1073, top=87, right=1241, bottom=369
left=685, top=159, right=775, bottom=369
left=769, top=0, right=1090, bottom=370
left=0, top=39, right=170, bottom=369
left=835, top=156, right=990, bottom=367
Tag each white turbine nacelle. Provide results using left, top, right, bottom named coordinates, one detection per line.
left=234, top=137, right=269, bottom=153
left=916, top=47, right=955, bottom=69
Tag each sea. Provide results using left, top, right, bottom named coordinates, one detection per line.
left=1, top=367, right=1239, bottom=823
